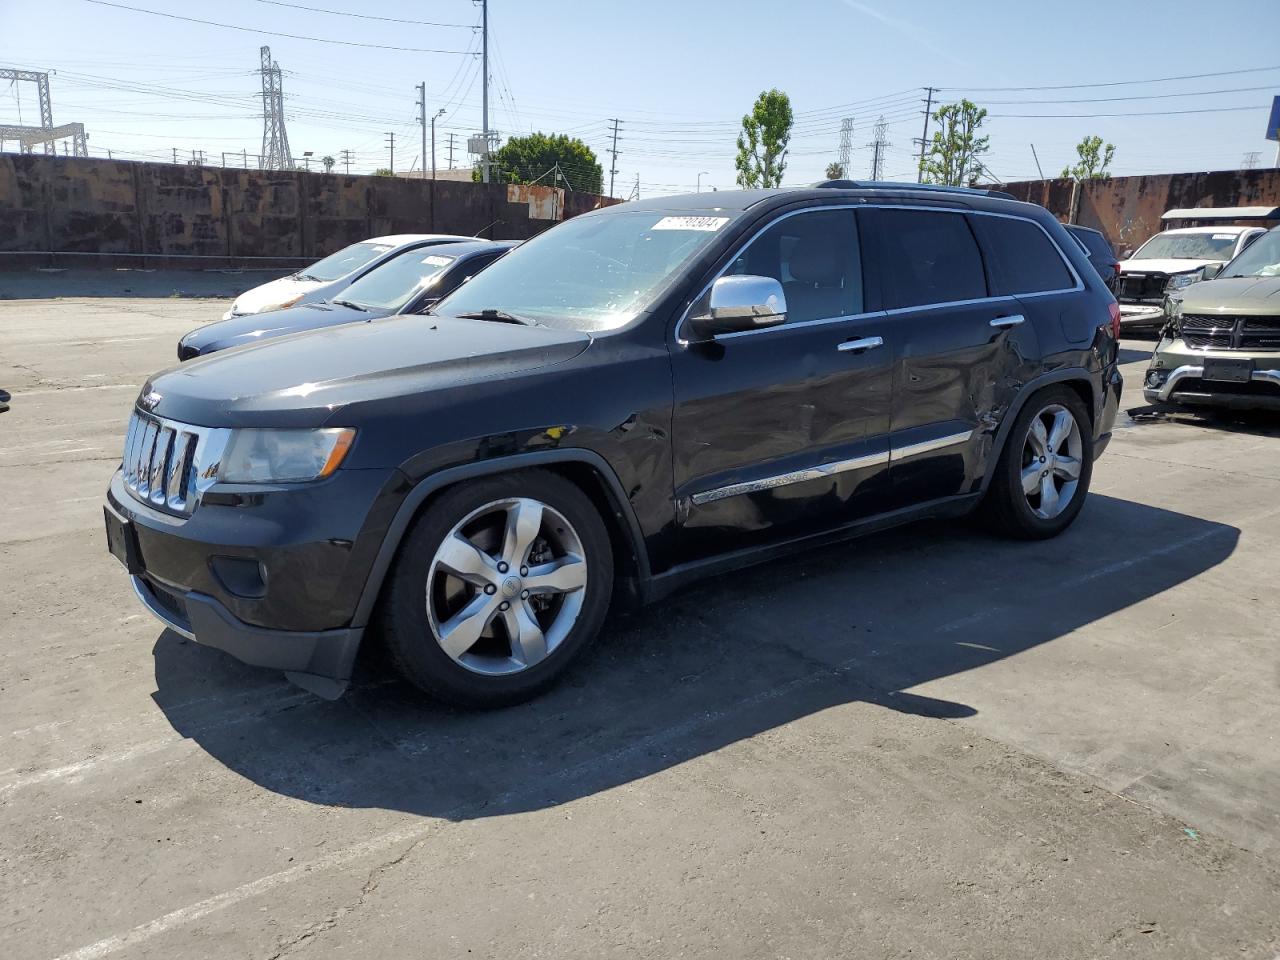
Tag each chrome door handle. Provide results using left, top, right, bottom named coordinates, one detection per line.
left=990, top=314, right=1025, bottom=328
left=838, top=336, right=884, bottom=353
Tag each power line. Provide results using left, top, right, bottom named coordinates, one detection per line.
left=978, top=84, right=1279, bottom=106
left=251, top=0, right=474, bottom=28
left=80, top=0, right=479, bottom=55
left=949, top=64, right=1280, bottom=92
left=990, top=104, right=1265, bottom=119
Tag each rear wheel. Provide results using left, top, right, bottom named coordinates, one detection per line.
left=983, top=386, right=1094, bottom=539
left=380, top=471, right=613, bottom=707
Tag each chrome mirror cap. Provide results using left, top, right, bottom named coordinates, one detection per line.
left=687, top=275, right=787, bottom=340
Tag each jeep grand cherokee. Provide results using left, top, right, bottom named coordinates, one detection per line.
left=104, top=181, right=1123, bottom=707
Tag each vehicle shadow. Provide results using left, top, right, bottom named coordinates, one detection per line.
left=1116, top=346, right=1153, bottom=365
left=1127, top=404, right=1280, bottom=438
left=151, top=493, right=1238, bottom=820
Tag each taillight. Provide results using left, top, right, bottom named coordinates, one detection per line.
left=1107, top=302, right=1121, bottom=339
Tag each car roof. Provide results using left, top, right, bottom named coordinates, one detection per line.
left=1154, top=226, right=1254, bottom=236
left=364, top=233, right=473, bottom=245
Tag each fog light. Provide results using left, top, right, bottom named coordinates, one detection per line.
left=1145, top=370, right=1167, bottom=388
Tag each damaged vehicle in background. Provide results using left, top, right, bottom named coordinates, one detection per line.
left=1115, top=209, right=1270, bottom=329
left=221, top=233, right=472, bottom=321
left=1145, top=225, right=1280, bottom=411
left=179, top=241, right=518, bottom=359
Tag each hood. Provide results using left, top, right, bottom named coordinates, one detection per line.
left=144, top=315, right=592, bottom=428
left=1175, top=275, right=1280, bottom=314
left=1118, top=258, right=1216, bottom=276
left=182, top=301, right=389, bottom=356
left=230, top=275, right=327, bottom=315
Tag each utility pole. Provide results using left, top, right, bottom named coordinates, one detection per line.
left=866, top=116, right=888, bottom=181
left=172, top=146, right=179, bottom=164
left=607, top=117, right=623, bottom=197
left=340, top=148, right=352, bottom=174
left=480, top=0, right=490, bottom=183
left=385, top=132, right=395, bottom=173
left=416, top=82, right=427, bottom=179
left=430, top=109, right=445, bottom=179
left=1030, top=143, right=1045, bottom=180
left=915, top=86, right=936, bottom=183
left=446, top=133, right=457, bottom=169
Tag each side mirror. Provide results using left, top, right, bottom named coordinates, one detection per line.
left=686, top=275, right=787, bottom=341
left=1202, top=262, right=1224, bottom=281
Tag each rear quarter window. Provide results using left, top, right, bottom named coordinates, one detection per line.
left=972, top=216, right=1076, bottom=295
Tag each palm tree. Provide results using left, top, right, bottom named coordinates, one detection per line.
left=825, top=161, right=845, bottom=180
left=322, top=155, right=336, bottom=173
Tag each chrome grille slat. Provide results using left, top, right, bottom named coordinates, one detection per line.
left=120, top=411, right=232, bottom=517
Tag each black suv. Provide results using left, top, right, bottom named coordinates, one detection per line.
left=104, top=182, right=1123, bottom=707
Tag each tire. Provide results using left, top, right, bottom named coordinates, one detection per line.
left=982, top=386, right=1094, bottom=539
left=379, top=470, right=613, bottom=708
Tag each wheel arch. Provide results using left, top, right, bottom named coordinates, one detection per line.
left=350, top=450, right=650, bottom=629
left=980, top=369, right=1097, bottom=495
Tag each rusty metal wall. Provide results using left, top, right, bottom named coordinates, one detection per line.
left=992, top=168, right=1280, bottom=255
left=0, top=154, right=620, bottom=262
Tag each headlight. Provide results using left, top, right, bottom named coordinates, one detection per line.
left=217, top=428, right=355, bottom=483
left=1164, top=272, right=1200, bottom=292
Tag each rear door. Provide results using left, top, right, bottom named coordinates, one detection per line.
left=862, top=206, right=1041, bottom=508
left=669, top=206, right=894, bottom=562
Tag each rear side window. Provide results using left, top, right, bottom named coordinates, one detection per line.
left=872, top=209, right=986, bottom=309
left=1079, top=230, right=1114, bottom=260
left=973, top=216, right=1075, bottom=295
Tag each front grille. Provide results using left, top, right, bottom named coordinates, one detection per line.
left=1180, top=314, right=1280, bottom=352
left=1117, top=273, right=1167, bottom=303
left=122, top=411, right=226, bottom=515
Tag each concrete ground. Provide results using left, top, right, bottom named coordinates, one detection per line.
left=2, top=290, right=1279, bottom=960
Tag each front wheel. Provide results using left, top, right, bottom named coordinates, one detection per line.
left=983, top=386, right=1094, bottom=539
left=379, top=470, right=613, bottom=707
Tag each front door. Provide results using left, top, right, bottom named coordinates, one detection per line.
left=669, top=206, right=894, bottom=563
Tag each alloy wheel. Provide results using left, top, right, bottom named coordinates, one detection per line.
left=1020, top=403, right=1083, bottom=520
left=425, top=497, right=588, bottom=676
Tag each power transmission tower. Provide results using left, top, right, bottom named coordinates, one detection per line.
left=1242, top=151, right=1260, bottom=170
left=607, top=118, right=623, bottom=197
left=0, top=66, right=87, bottom=156
left=837, top=117, right=853, bottom=177
left=627, top=174, right=640, bottom=201
left=385, top=132, right=395, bottom=173
left=914, top=86, right=936, bottom=183
left=867, top=116, right=889, bottom=180
left=258, top=46, right=293, bottom=170
left=446, top=133, right=457, bottom=169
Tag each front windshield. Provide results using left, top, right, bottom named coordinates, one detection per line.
left=433, top=210, right=735, bottom=331
left=303, top=241, right=395, bottom=281
left=338, top=249, right=456, bottom=311
left=1221, top=229, right=1280, bottom=278
left=1131, top=232, right=1237, bottom=262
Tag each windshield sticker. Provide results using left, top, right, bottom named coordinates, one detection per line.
left=367, top=244, right=393, bottom=253
left=652, top=216, right=730, bottom=232
left=422, top=255, right=455, bottom=266
left=1212, top=233, right=1236, bottom=240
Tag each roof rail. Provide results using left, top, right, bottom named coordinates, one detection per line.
left=811, top=179, right=1015, bottom=201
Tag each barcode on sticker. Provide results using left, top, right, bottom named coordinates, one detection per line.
left=1212, top=233, right=1236, bottom=240
left=652, top=216, right=730, bottom=232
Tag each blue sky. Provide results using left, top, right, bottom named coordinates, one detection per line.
left=2, top=0, right=1278, bottom=195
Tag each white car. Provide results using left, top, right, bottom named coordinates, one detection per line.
left=1115, top=225, right=1267, bottom=327
left=222, top=234, right=472, bottom=321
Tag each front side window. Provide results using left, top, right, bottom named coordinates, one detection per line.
left=1131, top=232, right=1238, bottom=261
left=337, top=249, right=456, bottom=312
left=1220, top=229, right=1280, bottom=278
left=874, top=209, right=986, bottom=309
left=301, top=241, right=395, bottom=282
left=434, top=211, right=733, bottom=332
left=973, top=216, right=1075, bottom=295
left=724, top=208, right=863, bottom=324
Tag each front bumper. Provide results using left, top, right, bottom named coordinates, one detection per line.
left=1118, top=303, right=1164, bottom=328
left=1143, top=363, right=1280, bottom=410
left=106, top=466, right=399, bottom=697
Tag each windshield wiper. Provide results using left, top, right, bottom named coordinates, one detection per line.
left=454, top=308, right=541, bottom=326
left=331, top=298, right=369, bottom=312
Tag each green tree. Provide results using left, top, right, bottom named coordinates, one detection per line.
left=1061, top=135, right=1115, bottom=181
left=321, top=155, right=336, bottom=173
left=735, top=89, right=793, bottom=188
left=825, top=161, right=846, bottom=180
left=473, top=132, right=603, bottom=193
left=372, top=167, right=393, bottom=177
left=919, top=99, right=990, bottom=186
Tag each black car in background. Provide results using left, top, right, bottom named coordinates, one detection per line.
left=178, top=240, right=518, bottom=359
left=105, top=182, right=1121, bottom=707
left=1065, top=224, right=1120, bottom=289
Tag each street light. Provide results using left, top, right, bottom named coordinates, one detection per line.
left=697, top=171, right=709, bottom=193
left=431, top=108, right=446, bottom=180
left=301, top=150, right=314, bottom=172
